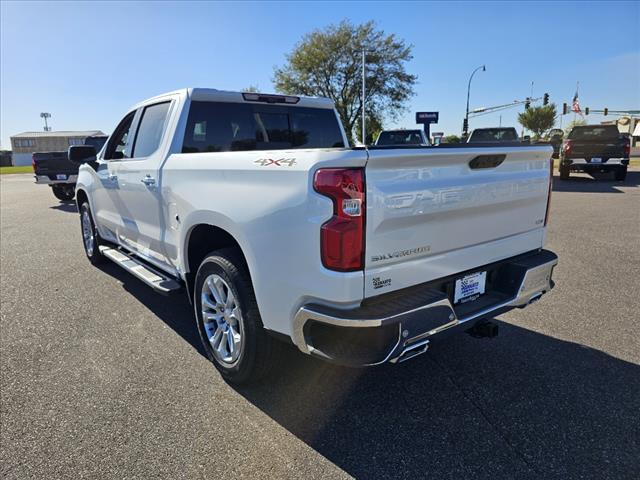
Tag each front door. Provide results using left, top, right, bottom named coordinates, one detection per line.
left=93, top=111, right=136, bottom=243
left=110, top=100, right=174, bottom=273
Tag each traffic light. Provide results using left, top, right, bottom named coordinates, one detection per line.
left=543, top=93, right=549, bottom=105
left=585, top=107, right=589, bottom=115
left=604, top=108, right=608, bottom=116
left=562, top=103, right=568, bottom=115
left=463, top=118, right=469, bottom=134
left=525, top=99, right=530, bottom=110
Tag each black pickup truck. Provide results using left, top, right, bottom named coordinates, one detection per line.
left=560, top=125, right=630, bottom=181
left=33, top=135, right=108, bottom=201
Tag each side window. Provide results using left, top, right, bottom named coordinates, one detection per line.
left=132, top=101, right=171, bottom=158
left=104, top=112, right=136, bottom=160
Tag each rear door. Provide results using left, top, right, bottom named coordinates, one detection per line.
left=363, top=145, right=551, bottom=297
left=110, top=99, right=175, bottom=273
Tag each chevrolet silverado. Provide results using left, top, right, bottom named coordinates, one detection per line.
left=69, top=88, right=557, bottom=383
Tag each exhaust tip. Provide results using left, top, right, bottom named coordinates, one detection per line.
left=391, top=339, right=429, bottom=363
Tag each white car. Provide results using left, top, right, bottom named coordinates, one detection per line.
left=70, top=88, right=557, bottom=383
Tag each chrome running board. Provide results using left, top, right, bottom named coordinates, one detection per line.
left=99, top=246, right=181, bottom=295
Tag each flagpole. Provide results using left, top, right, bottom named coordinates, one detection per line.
left=573, top=81, right=579, bottom=123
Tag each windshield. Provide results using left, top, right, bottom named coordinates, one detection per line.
left=469, top=128, right=519, bottom=142
left=376, top=131, right=424, bottom=145
left=568, top=126, right=620, bottom=140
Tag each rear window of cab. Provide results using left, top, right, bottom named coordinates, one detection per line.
left=182, top=101, right=345, bottom=153
left=568, top=126, right=620, bottom=140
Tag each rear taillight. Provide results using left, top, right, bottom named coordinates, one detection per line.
left=563, top=140, right=573, bottom=156
left=313, top=168, right=365, bottom=271
left=623, top=139, right=630, bottom=157
left=31, top=154, right=37, bottom=172
left=544, top=157, right=553, bottom=226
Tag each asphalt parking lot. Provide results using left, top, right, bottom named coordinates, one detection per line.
left=1, top=170, right=639, bottom=480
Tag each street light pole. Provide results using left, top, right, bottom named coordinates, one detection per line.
left=361, top=49, right=366, bottom=145
left=40, top=112, right=51, bottom=132
left=464, top=65, right=486, bottom=137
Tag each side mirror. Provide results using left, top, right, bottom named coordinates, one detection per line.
left=68, top=145, right=97, bottom=165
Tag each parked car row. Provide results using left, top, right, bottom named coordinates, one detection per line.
left=372, top=125, right=630, bottom=182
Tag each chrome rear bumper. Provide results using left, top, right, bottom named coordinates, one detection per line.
left=34, top=175, right=77, bottom=185
left=292, top=249, right=557, bottom=366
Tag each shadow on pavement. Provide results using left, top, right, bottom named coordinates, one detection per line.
left=236, top=324, right=640, bottom=479
left=50, top=202, right=78, bottom=213
left=552, top=170, right=639, bottom=193
left=93, top=261, right=640, bottom=479
left=96, top=262, right=207, bottom=359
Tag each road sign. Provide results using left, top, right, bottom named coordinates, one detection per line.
left=416, top=112, right=439, bottom=124
left=416, top=112, right=439, bottom=143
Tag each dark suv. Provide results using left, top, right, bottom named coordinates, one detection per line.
left=560, top=125, right=630, bottom=181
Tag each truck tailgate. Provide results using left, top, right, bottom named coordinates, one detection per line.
left=569, top=140, right=625, bottom=159
left=33, top=152, right=78, bottom=176
left=364, top=145, right=552, bottom=297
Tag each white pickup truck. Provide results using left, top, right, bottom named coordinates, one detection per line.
left=70, top=88, right=557, bottom=383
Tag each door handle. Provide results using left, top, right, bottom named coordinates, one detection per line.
left=141, top=175, right=156, bottom=186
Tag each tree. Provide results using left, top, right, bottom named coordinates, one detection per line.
left=355, top=113, right=384, bottom=145
left=242, top=85, right=259, bottom=93
left=564, top=118, right=586, bottom=135
left=518, top=104, right=557, bottom=140
left=443, top=135, right=461, bottom=144
left=274, top=20, right=416, bottom=144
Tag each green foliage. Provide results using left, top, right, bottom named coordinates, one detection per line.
left=518, top=104, right=557, bottom=139
left=242, top=85, right=259, bottom=93
left=274, top=20, right=416, bottom=144
left=355, top=114, right=384, bottom=145
left=443, top=135, right=461, bottom=144
left=564, top=118, right=586, bottom=135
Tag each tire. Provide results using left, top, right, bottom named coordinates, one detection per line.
left=79, top=202, right=104, bottom=265
left=615, top=166, right=627, bottom=181
left=194, top=248, right=283, bottom=384
left=52, top=185, right=75, bottom=201
left=559, top=163, right=570, bottom=180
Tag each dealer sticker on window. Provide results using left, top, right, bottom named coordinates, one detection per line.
left=454, top=271, right=487, bottom=304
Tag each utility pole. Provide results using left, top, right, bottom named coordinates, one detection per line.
left=361, top=49, right=366, bottom=145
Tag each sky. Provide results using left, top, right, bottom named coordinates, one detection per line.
left=1, top=0, right=639, bottom=148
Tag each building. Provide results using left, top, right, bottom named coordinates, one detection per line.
left=9, top=130, right=107, bottom=166
left=601, top=116, right=639, bottom=147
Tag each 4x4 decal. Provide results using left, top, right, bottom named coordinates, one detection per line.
left=254, top=158, right=297, bottom=167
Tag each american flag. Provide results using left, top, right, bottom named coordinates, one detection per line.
left=572, top=91, right=581, bottom=113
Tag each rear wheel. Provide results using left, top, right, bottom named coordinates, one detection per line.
left=194, top=248, right=283, bottom=384
left=52, top=185, right=75, bottom=201
left=559, top=163, right=570, bottom=180
left=79, top=202, right=104, bottom=265
left=615, top=165, right=627, bottom=181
